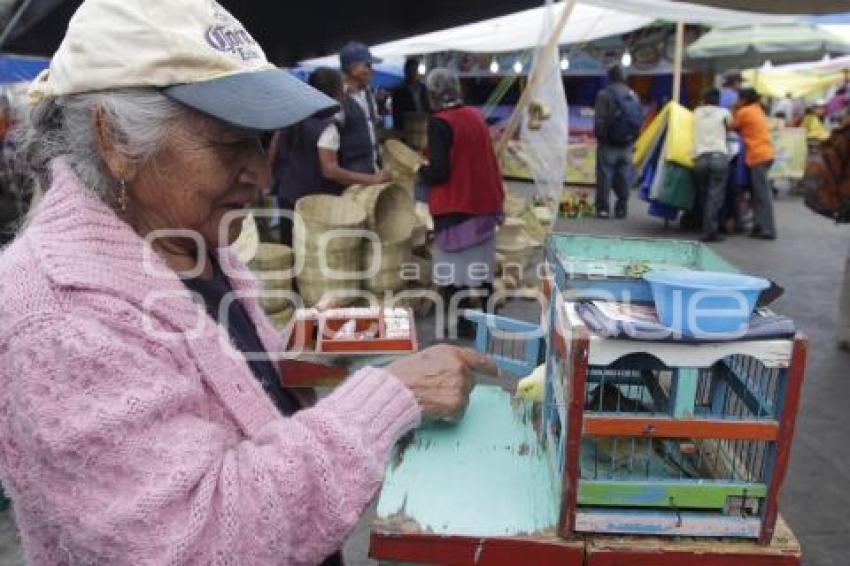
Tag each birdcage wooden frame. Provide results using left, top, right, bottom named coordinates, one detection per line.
left=544, top=294, right=806, bottom=545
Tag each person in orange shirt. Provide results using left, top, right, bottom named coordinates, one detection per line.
left=733, top=88, right=777, bottom=239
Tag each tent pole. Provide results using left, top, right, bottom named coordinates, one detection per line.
left=495, top=0, right=578, bottom=158
left=0, top=0, right=35, bottom=50
left=672, top=20, right=685, bottom=104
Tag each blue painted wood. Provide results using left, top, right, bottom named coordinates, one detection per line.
left=672, top=368, right=699, bottom=418
left=575, top=508, right=762, bottom=538
left=463, top=310, right=545, bottom=376
left=376, top=386, right=561, bottom=537
left=717, top=359, right=778, bottom=418
left=545, top=234, right=739, bottom=304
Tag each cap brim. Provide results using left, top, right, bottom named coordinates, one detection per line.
left=163, top=68, right=339, bottom=131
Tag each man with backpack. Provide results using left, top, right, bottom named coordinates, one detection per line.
left=594, top=65, right=643, bottom=219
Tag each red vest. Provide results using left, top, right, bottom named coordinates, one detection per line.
left=428, top=106, right=504, bottom=217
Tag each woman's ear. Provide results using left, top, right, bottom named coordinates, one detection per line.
left=92, top=105, right=135, bottom=182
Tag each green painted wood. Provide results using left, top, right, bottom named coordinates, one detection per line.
left=672, top=368, right=700, bottom=418
left=547, top=234, right=739, bottom=279
left=376, top=386, right=560, bottom=537
left=577, top=480, right=768, bottom=509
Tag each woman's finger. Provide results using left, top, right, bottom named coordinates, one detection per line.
left=455, top=348, right=499, bottom=377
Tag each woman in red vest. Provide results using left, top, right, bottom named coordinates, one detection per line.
left=418, top=68, right=504, bottom=338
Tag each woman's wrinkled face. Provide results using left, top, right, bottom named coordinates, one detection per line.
left=129, top=114, right=269, bottom=255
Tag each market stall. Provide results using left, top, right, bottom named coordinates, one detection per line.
left=369, top=232, right=807, bottom=564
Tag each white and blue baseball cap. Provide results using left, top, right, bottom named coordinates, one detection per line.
left=29, top=0, right=338, bottom=131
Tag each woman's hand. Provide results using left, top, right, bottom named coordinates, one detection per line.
left=386, top=345, right=498, bottom=422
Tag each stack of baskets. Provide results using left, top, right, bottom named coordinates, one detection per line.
left=383, top=139, right=425, bottom=195
left=248, top=243, right=296, bottom=329
left=343, top=183, right=416, bottom=295
left=294, top=194, right=367, bottom=307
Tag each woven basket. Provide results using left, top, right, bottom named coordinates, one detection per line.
left=249, top=243, right=294, bottom=271
left=268, top=305, right=296, bottom=331
left=294, top=195, right=367, bottom=306
left=384, top=139, right=425, bottom=194
left=342, top=183, right=416, bottom=294
left=231, top=214, right=260, bottom=263
left=248, top=243, right=295, bottom=313
left=363, top=237, right=412, bottom=294
left=342, top=183, right=416, bottom=241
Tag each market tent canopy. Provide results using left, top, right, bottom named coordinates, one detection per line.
left=3, top=0, right=808, bottom=66
left=742, top=54, right=850, bottom=99
left=671, top=1, right=849, bottom=14
left=0, top=0, right=564, bottom=64
left=687, top=23, right=850, bottom=69
left=301, top=0, right=798, bottom=67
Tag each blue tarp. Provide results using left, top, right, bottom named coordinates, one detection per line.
left=0, top=54, right=49, bottom=85
left=811, top=13, right=850, bottom=24
left=288, top=64, right=403, bottom=90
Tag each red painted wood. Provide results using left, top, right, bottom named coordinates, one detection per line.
left=278, top=360, right=347, bottom=388
left=319, top=338, right=415, bottom=353
left=587, top=549, right=800, bottom=566
left=583, top=416, right=779, bottom=441
left=561, top=329, right=589, bottom=537
left=370, top=532, right=584, bottom=565
left=759, top=337, right=808, bottom=545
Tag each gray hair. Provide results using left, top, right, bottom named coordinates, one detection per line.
left=425, top=68, right=462, bottom=110
left=19, top=89, right=185, bottom=205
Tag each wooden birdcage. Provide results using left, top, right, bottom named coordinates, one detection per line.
left=543, top=296, right=806, bottom=543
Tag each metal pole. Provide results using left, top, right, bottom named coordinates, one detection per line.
left=0, top=0, right=35, bottom=50
left=672, top=21, right=685, bottom=104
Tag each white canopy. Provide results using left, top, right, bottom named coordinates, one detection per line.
left=300, top=0, right=799, bottom=67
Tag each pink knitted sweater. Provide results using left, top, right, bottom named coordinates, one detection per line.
left=0, top=161, right=421, bottom=565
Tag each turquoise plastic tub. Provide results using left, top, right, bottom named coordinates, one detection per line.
left=643, top=270, right=770, bottom=337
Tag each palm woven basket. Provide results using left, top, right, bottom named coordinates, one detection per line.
left=294, top=195, right=367, bottom=306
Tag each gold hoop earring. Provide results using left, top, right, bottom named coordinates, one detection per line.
left=118, top=180, right=128, bottom=212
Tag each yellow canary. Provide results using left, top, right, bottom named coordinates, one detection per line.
left=515, top=363, right=546, bottom=403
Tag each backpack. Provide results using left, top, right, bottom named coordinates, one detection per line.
left=605, top=86, right=644, bottom=146
left=802, top=124, right=850, bottom=223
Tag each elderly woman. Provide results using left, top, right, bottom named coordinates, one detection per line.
left=418, top=68, right=504, bottom=338
left=0, top=1, right=490, bottom=565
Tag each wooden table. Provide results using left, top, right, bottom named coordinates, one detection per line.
left=371, top=385, right=584, bottom=564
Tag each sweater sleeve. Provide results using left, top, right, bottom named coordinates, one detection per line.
left=418, top=117, right=453, bottom=186
left=2, top=313, right=421, bottom=565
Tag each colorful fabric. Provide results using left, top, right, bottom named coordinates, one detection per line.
left=665, top=102, right=695, bottom=168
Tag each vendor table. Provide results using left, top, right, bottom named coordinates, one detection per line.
left=368, top=384, right=802, bottom=565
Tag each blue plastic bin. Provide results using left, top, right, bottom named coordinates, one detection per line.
left=643, top=270, right=770, bottom=338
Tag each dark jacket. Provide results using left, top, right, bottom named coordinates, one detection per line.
left=392, top=81, right=430, bottom=131
left=339, top=92, right=380, bottom=175
left=594, top=82, right=635, bottom=146
left=274, top=115, right=343, bottom=204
